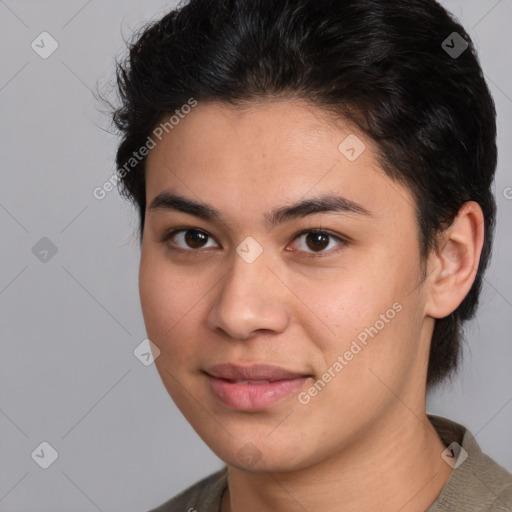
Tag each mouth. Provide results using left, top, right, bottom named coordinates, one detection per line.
left=204, top=363, right=312, bottom=410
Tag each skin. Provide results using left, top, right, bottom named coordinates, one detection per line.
left=140, top=100, right=484, bottom=512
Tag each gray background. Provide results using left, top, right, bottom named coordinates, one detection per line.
left=0, top=0, right=510, bottom=510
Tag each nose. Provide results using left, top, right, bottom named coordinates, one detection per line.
left=207, top=251, right=290, bottom=341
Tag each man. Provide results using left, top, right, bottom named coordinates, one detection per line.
left=111, top=0, right=512, bottom=510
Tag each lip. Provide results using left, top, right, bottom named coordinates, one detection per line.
left=205, top=364, right=311, bottom=410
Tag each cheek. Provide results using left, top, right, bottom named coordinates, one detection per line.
left=290, top=270, right=395, bottom=348
left=290, top=252, right=421, bottom=371
left=138, top=250, right=207, bottom=406
left=138, top=249, right=202, bottom=349
left=139, top=252, right=170, bottom=338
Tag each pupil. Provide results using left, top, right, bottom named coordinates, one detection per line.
left=306, top=232, right=329, bottom=251
left=185, top=229, right=207, bottom=248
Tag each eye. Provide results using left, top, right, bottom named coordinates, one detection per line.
left=162, top=227, right=346, bottom=255
left=164, top=228, right=219, bottom=250
left=289, top=230, right=346, bottom=255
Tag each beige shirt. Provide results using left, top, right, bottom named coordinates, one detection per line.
left=149, top=415, right=512, bottom=512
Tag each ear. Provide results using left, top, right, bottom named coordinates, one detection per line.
left=424, top=201, right=485, bottom=319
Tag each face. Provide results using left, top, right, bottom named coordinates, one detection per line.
left=140, top=100, right=434, bottom=472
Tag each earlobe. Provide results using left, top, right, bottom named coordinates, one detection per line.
left=425, top=201, right=485, bottom=319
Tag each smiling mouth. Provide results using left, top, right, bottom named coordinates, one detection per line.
left=222, top=379, right=274, bottom=384
left=204, top=363, right=312, bottom=410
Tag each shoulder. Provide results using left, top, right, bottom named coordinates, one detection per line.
left=147, top=466, right=228, bottom=512
left=427, top=415, right=512, bottom=512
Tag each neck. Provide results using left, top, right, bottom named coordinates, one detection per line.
left=222, top=410, right=452, bottom=512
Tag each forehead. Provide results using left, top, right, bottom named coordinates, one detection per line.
left=144, top=100, right=415, bottom=226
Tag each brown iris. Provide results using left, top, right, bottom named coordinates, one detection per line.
left=184, top=229, right=209, bottom=248
left=305, top=232, right=330, bottom=251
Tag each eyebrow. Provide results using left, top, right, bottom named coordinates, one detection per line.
left=148, top=191, right=372, bottom=229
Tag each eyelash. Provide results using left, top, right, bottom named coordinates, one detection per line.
left=161, top=227, right=349, bottom=258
